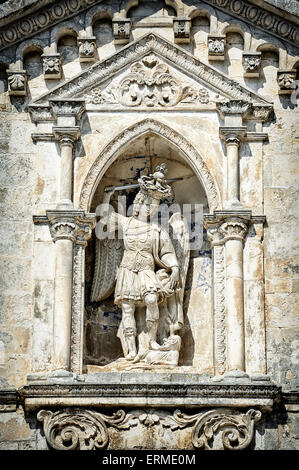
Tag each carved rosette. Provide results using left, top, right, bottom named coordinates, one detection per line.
left=78, top=37, right=96, bottom=62
left=42, top=54, right=62, bottom=79
left=208, top=36, right=226, bottom=61
left=37, top=408, right=262, bottom=450
left=173, top=18, right=191, bottom=43
left=243, top=53, right=261, bottom=78
left=112, top=19, right=131, bottom=44
left=277, top=69, right=297, bottom=94
left=7, top=70, right=27, bottom=96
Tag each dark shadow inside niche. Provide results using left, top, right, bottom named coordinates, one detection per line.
left=128, top=0, right=176, bottom=19
left=57, top=34, right=78, bottom=65
left=93, top=19, right=113, bottom=47
left=83, top=136, right=212, bottom=371
left=23, top=50, right=43, bottom=80
left=0, top=62, right=8, bottom=93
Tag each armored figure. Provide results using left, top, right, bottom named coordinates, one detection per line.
left=91, top=165, right=190, bottom=366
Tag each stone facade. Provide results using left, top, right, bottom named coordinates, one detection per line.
left=0, top=0, right=298, bottom=451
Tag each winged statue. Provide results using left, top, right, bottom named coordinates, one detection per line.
left=91, top=164, right=190, bottom=368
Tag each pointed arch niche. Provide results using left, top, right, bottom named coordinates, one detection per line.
left=81, top=119, right=220, bottom=374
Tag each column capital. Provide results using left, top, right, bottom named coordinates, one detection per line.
left=219, top=126, right=247, bottom=144
left=204, top=211, right=266, bottom=244
left=53, top=126, right=80, bottom=147
left=46, top=210, right=96, bottom=245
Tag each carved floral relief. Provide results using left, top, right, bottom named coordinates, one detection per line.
left=85, top=54, right=209, bottom=108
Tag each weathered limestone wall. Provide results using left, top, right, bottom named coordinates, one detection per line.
left=0, top=0, right=298, bottom=451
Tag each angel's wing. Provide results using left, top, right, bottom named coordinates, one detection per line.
left=168, top=212, right=190, bottom=300
left=91, top=237, right=124, bottom=302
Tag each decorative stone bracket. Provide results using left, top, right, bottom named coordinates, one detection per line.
left=112, top=19, right=131, bottom=44
left=243, top=53, right=262, bottom=78
left=173, top=18, right=191, bottom=44
left=277, top=69, right=297, bottom=94
left=208, top=35, right=226, bottom=61
left=7, top=70, right=27, bottom=96
left=77, top=37, right=96, bottom=62
left=42, top=54, right=62, bottom=80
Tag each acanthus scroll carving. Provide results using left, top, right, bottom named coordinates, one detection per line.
left=37, top=408, right=262, bottom=450
left=85, top=54, right=209, bottom=108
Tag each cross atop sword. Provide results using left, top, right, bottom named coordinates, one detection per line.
left=104, top=177, right=183, bottom=193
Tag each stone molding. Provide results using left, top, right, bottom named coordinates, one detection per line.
left=36, top=406, right=262, bottom=450
left=78, top=118, right=220, bottom=213
left=20, top=379, right=280, bottom=411
left=31, top=33, right=271, bottom=111
left=0, top=0, right=298, bottom=53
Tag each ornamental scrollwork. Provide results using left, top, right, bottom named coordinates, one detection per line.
left=85, top=54, right=209, bottom=108
left=37, top=409, right=139, bottom=450
left=37, top=408, right=262, bottom=450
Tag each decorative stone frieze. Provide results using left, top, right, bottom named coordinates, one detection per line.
left=42, top=54, right=62, bottom=79
left=0, top=0, right=297, bottom=54
left=277, top=69, right=297, bottom=94
left=112, top=19, right=131, bottom=45
left=77, top=37, right=96, bottom=62
left=208, top=35, right=226, bottom=61
left=37, top=406, right=262, bottom=450
left=173, top=18, right=191, bottom=44
left=7, top=70, right=27, bottom=96
left=243, top=53, right=261, bottom=78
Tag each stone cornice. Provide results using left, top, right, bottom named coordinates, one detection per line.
left=20, top=380, right=280, bottom=411
left=202, top=0, right=299, bottom=45
left=0, top=0, right=298, bottom=53
left=31, top=33, right=271, bottom=112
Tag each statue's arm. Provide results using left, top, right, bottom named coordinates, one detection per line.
left=159, top=229, right=180, bottom=290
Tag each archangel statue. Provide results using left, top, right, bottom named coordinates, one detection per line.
left=91, top=164, right=190, bottom=368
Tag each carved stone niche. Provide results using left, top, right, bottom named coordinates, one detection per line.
left=243, top=53, right=262, bottom=78
left=208, top=35, right=226, bottom=61
left=112, top=19, right=131, bottom=45
left=277, top=69, right=297, bottom=94
left=42, top=53, right=62, bottom=79
left=77, top=37, right=96, bottom=63
left=173, top=18, right=191, bottom=44
left=7, top=70, right=27, bottom=96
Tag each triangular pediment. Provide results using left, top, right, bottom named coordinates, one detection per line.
left=31, top=33, right=271, bottom=110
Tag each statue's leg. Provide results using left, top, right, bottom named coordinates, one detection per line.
left=121, top=300, right=137, bottom=360
left=144, top=293, right=159, bottom=348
